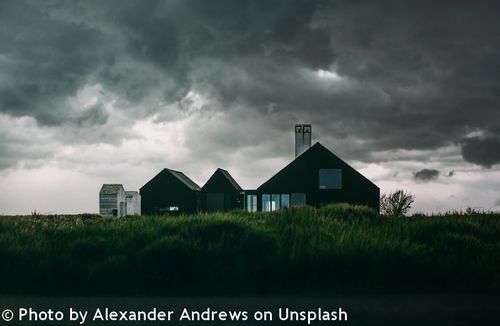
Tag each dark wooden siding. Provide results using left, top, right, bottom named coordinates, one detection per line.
left=202, top=169, right=244, bottom=212
left=257, top=143, right=380, bottom=212
left=140, top=169, right=200, bottom=215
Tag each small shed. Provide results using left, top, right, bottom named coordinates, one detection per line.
left=99, top=184, right=127, bottom=218
left=126, top=191, right=141, bottom=215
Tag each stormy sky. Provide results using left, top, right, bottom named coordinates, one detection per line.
left=1, top=0, right=500, bottom=214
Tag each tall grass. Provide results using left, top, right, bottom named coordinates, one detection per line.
left=0, top=205, right=499, bottom=295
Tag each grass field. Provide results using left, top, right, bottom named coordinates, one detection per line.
left=0, top=204, right=499, bottom=295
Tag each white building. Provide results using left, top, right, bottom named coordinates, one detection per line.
left=99, top=184, right=127, bottom=218
left=126, top=191, right=141, bottom=215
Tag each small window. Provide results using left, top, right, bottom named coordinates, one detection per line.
left=319, top=169, right=342, bottom=189
left=281, top=194, right=290, bottom=207
left=262, top=194, right=271, bottom=212
left=291, top=193, right=306, bottom=206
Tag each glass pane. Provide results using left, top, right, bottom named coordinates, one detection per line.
left=262, top=194, right=271, bottom=212
left=272, top=194, right=280, bottom=210
left=291, top=193, right=306, bottom=206
left=246, top=195, right=257, bottom=212
left=319, top=169, right=342, bottom=189
left=281, top=194, right=290, bottom=207
left=247, top=195, right=252, bottom=212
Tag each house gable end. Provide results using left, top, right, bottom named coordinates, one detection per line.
left=258, top=142, right=378, bottom=192
left=202, top=169, right=242, bottom=193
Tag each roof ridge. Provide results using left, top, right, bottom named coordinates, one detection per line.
left=100, top=184, right=125, bottom=195
left=166, top=169, right=201, bottom=191
left=258, top=141, right=378, bottom=190
left=218, top=169, right=242, bottom=190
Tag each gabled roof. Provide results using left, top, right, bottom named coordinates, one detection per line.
left=202, top=168, right=242, bottom=191
left=218, top=168, right=242, bottom=190
left=100, top=184, right=124, bottom=195
left=166, top=169, right=201, bottom=190
left=126, top=191, right=139, bottom=198
left=258, top=142, right=379, bottom=190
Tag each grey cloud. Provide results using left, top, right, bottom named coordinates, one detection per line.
left=1, top=0, right=500, bottom=172
left=0, top=2, right=111, bottom=125
left=414, top=169, right=440, bottom=181
left=182, top=1, right=500, bottom=161
left=495, top=198, right=500, bottom=207
left=461, top=137, right=500, bottom=168
left=0, top=141, right=51, bottom=170
left=75, top=103, right=109, bottom=127
left=0, top=117, right=56, bottom=170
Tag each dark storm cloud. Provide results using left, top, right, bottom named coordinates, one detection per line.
left=0, top=1, right=113, bottom=125
left=1, top=0, right=500, bottom=170
left=180, top=0, right=500, bottom=164
left=414, top=169, right=440, bottom=181
left=461, top=137, right=500, bottom=168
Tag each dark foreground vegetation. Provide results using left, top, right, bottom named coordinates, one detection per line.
left=0, top=205, right=499, bottom=295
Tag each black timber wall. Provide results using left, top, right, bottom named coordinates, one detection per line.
left=201, top=170, right=243, bottom=212
left=257, top=143, right=380, bottom=212
left=140, top=170, right=200, bottom=215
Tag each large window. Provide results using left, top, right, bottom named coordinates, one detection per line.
left=261, top=194, right=298, bottom=211
left=281, top=194, right=290, bottom=207
left=262, top=194, right=271, bottom=212
left=246, top=195, right=257, bottom=212
left=291, top=193, right=306, bottom=206
left=272, top=194, right=280, bottom=210
left=319, top=169, right=342, bottom=189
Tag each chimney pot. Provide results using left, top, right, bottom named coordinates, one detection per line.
left=295, top=124, right=311, bottom=157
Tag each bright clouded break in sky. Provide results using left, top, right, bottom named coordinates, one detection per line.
left=1, top=0, right=500, bottom=214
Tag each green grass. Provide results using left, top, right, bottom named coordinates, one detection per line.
left=0, top=204, right=499, bottom=295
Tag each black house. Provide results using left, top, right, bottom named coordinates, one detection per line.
left=256, top=141, right=380, bottom=213
left=140, top=168, right=201, bottom=215
left=140, top=124, right=380, bottom=215
left=202, top=168, right=244, bottom=212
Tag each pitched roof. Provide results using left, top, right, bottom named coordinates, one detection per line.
left=100, top=184, right=124, bottom=195
left=218, top=169, right=242, bottom=190
left=202, top=168, right=243, bottom=191
left=166, top=169, right=201, bottom=191
left=126, top=191, right=139, bottom=198
left=258, top=142, right=379, bottom=190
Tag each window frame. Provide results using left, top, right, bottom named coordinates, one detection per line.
left=319, top=168, right=342, bottom=190
left=291, top=193, right=307, bottom=206
left=246, top=194, right=257, bottom=212
left=262, top=194, right=271, bottom=212
left=281, top=194, right=290, bottom=208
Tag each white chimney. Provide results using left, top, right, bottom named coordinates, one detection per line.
left=295, top=124, right=311, bottom=157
